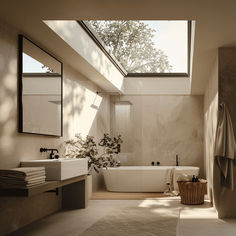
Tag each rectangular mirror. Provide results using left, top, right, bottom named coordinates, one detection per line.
left=18, top=35, right=63, bottom=136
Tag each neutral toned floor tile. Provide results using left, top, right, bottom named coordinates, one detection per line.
left=9, top=198, right=236, bottom=236
left=9, top=199, right=179, bottom=236
left=179, top=205, right=236, bottom=236
left=91, top=190, right=168, bottom=200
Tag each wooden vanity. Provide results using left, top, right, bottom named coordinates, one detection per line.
left=0, top=175, right=88, bottom=209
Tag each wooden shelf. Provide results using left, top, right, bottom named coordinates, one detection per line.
left=0, top=175, right=87, bottom=197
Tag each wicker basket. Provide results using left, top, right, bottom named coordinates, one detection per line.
left=177, top=179, right=207, bottom=205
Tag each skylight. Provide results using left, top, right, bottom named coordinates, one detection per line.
left=81, top=20, right=190, bottom=76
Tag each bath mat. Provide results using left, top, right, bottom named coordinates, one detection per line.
left=79, top=206, right=179, bottom=236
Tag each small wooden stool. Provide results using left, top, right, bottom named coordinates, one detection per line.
left=177, top=179, right=207, bottom=205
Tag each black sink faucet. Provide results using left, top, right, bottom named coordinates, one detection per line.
left=176, top=154, right=179, bottom=166
left=40, top=148, right=59, bottom=159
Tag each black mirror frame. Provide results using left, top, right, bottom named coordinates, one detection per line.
left=18, top=35, right=63, bottom=137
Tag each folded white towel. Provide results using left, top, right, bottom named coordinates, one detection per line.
left=0, top=181, right=46, bottom=189
left=0, top=167, right=46, bottom=189
left=177, top=174, right=192, bottom=182
left=0, top=167, right=45, bottom=177
left=0, top=176, right=46, bottom=184
left=0, top=171, right=46, bottom=180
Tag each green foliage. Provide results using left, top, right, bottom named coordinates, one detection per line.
left=42, top=65, right=54, bottom=73
left=99, top=133, right=122, bottom=154
left=98, top=133, right=123, bottom=168
left=62, top=133, right=123, bottom=174
left=88, top=20, right=172, bottom=73
left=77, top=135, right=98, bottom=160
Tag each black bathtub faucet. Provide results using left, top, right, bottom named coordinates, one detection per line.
left=176, top=154, right=179, bottom=166
left=40, top=148, right=59, bottom=159
left=151, top=161, right=160, bottom=166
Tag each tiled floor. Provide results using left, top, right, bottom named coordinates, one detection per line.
left=10, top=197, right=236, bottom=236
left=179, top=205, right=236, bottom=236
left=91, top=190, right=167, bottom=200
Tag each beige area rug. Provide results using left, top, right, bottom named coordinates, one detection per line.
left=79, top=206, right=179, bottom=236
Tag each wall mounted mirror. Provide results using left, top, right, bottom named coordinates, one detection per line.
left=18, top=35, right=63, bottom=136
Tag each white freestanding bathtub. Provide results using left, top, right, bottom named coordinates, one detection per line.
left=103, top=166, right=199, bottom=192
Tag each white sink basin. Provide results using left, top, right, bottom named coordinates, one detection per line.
left=21, top=158, right=88, bottom=181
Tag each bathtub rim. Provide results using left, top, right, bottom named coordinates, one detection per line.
left=102, top=166, right=200, bottom=171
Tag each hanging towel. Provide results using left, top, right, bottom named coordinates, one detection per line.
left=214, top=103, right=235, bottom=190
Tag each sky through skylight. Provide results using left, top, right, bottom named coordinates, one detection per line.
left=144, top=21, right=188, bottom=73
left=86, top=20, right=188, bottom=74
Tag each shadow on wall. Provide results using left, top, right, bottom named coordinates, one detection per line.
left=63, top=71, right=86, bottom=139
left=87, top=92, right=110, bottom=192
left=0, top=20, right=111, bottom=236
left=0, top=23, right=109, bottom=168
left=203, top=50, right=218, bottom=202
left=0, top=27, right=21, bottom=168
left=110, top=95, right=204, bottom=172
left=63, top=67, right=106, bottom=140
left=46, top=21, right=123, bottom=89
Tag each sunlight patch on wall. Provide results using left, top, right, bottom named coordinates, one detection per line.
left=112, top=102, right=132, bottom=163
left=77, top=89, right=102, bottom=138
left=44, top=20, right=124, bottom=92
left=0, top=67, right=17, bottom=155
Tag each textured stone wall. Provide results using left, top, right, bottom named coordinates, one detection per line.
left=0, top=20, right=110, bottom=234
left=111, top=95, right=204, bottom=175
left=213, top=47, right=236, bottom=218
left=203, top=50, right=218, bottom=202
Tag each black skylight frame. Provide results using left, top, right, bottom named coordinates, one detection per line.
left=78, top=20, right=191, bottom=77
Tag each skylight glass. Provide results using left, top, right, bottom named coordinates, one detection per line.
left=85, top=20, right=189, bottom=75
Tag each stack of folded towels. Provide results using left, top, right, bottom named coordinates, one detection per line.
left=0, top=167, right=46, bottom=189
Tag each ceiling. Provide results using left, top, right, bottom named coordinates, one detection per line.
left=1, top=0, right=236, bottom=94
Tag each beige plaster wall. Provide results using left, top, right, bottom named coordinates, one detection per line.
left=0, top=21, right=110, bottom=234
left=214, top=48, right=236, bottom=218
left=111, top=95, right=204, bottom=175
left=203, top=51, right=218, bottom=201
